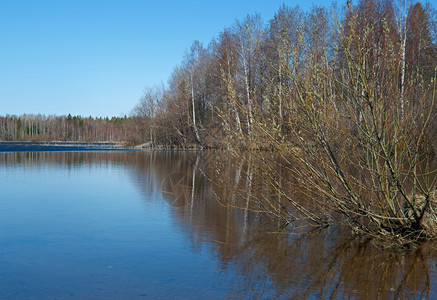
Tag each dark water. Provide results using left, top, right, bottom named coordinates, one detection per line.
left=1, top=150, right=437, bottom=299
left=0, top=142, right=126, bottom=152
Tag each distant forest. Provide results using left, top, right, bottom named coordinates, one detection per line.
left=0, top=114, right=129, bottom=142
left=1, top=0, right=436, bottom=149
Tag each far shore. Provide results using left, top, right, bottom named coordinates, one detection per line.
left=0, top=141, right=133, bottom=152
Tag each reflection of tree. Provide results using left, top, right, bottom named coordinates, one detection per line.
left=1, top=151, right=435, bottom=298
left=217, top=226, right=434, bottom=299
left=160, top=153, right=436, bottom=299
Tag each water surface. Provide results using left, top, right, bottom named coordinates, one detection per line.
left=1, top=151, right=437, bottom=299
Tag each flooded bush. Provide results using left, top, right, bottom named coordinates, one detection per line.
left=216, top=5, right=437, bottom=246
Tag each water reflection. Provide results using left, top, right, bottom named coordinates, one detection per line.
left=1, top=151, right=436, bottom=298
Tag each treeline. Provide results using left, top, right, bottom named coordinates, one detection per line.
left=0, top=114, right=129, bottom=142
left=131, top=0, right=437, bottom=151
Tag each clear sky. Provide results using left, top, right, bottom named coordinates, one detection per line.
left=0, top=0, right=335, bottom=118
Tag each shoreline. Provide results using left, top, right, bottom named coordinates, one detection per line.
left=0, top=141, right=132, bottom=152
left=0, top=141, right=211, bottom=152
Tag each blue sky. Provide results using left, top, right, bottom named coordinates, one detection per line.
left=0, top=0, right=335, bottom=118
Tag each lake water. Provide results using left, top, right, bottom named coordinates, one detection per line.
left=1, top=150, right=437, bottom=299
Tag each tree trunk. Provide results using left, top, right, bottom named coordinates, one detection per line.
left=191, top=72, right=203, bottom=149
